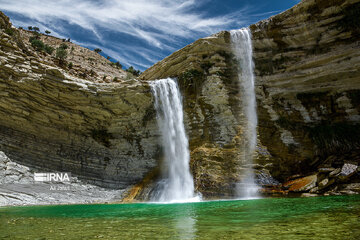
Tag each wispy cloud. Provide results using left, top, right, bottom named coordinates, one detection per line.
left=0, top=0, right=252, bottom=69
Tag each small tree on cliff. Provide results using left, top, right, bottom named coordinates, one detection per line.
left=56, top=47, right=67, bottom=62
left=45, top=30, right=51, bottom=35
left=94, top=48, right=102, bottom=54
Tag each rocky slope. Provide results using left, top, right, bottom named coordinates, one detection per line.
left=0, top=151, right=125, bottom=206
left=18, top=29, right=129, bottom=83
left=0, top=11, right=159, bottom=190
left=140, top=0, right=360, bottom=197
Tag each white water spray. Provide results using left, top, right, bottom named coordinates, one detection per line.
left=150, top=78, right=200, bottom=203
left=230, top=28, right=259, bottom=198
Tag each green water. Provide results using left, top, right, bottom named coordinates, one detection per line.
left=1, top=195, right=360, bottom=240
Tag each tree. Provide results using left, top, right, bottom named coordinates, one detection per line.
left=33, top=26, right=40, bottom=32
left=56, top=47, right=67, bottom=61
left=115, top=61, right=122, bottom=69
left=45, top=30, right=51, bottom=35
left=106, top=56, right=110, bottom=60
left=126, top=66, right=141, bottom=76
left=28, top=26, right=33, bottom=30
left=59, top=43, right=68, bottom=49
left=44, top=45, right=54, bottom=54
left=30, top=39, right=44, bottom=51
left=94, top=48, right=102, bottom=53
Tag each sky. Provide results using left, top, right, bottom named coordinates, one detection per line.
left=0, top=0, right=300, bottom=71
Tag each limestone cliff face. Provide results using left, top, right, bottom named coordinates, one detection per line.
left=141, top=0, right=360, bottom=196
left=0, top=12, right=159, bottom=188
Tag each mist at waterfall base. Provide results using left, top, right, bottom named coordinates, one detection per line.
left=150, top=78, right=200, bottom=203
left=231, top=28, right=259, bottom=199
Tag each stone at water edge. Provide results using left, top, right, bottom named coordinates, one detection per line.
left=318, top=178, right=335, bottom=190
left=338, top=163, right=358, bottom=181
left=329, top=168, right=341, bottom=177
left=318, top=167, right=336, bottom=173
left=309, top=187, right=319, bottom=193
left=283, top=175, right=317, bottom=192
left=301, top=193, right=319, bottom=197
left=341, top=183, right=360, bottom=193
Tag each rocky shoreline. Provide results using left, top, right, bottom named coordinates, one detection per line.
left=0, top=151, right=125, bottom=206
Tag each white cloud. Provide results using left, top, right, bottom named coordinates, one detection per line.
left=0, top=0, right=251, bottom=69
left=0, top=0, right=246, bottom=44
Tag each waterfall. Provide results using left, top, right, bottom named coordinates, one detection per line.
left=230, top=28, right=259, bottom=198
left=150, top=78, right=199, bottom=203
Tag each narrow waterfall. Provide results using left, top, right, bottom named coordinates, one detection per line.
left=230, top=28, right=259, bottom=198
left=150, top=78, right=199, bottom=202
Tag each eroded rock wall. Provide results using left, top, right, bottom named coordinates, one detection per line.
left=141, top=0, right=360, bottom=196
left=0, top=11, right=159, bottom=189
left=251, top=0, right=360, bottom=180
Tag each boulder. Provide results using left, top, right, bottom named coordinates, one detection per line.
left=329, top=168, right=341, bottom=177
left=338, top=163, right=358, bottom=181
left=283, top=175, right=317, bottom=192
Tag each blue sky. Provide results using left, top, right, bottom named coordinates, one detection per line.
left=0, top=0, right=300, bottom=71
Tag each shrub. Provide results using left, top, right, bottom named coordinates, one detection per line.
left=126, top=66, right=141, bottom=76
left=56, top=47, right=67, bottom=60
left=45, top=30, right=51, bottom=35
left=115, top=61, right=122, bottom=69
left=30, top=39, right=45, bottom=51
left=44, top=44, right=54, bottom=54
left=94, top=48, right=102, bottom=53
left=33, top=27, right=40, bottom=32
left=4, top=28, right=14, bottom=36
left=28, top=26, right=33, bottom=30
left=59, top=43, right=68, bottom=49
left=68, top=62, right=73, bottom=69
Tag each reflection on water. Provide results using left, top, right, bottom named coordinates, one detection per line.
left=1, top=195, right=360, bottom=240
left=174, top=205, right=196, bottom=240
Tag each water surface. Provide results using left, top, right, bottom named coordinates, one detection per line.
left=1, top=195, right=360, bottom=239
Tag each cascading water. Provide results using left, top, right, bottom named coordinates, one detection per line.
left=150, top=78, right=199, bottom=203
left=230, top=28, right=259, bottom=198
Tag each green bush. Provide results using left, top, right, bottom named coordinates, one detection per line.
left=68, top=62, right=73, bottom=69
left=45, top=30, right=51, bottom=35
left=126, top=66, right=141, bottom=76
left=94, top=48, right=102, bottom=53
left=44, top=45, right=54, bottom=54
left=30, top=39, right=45, bottom=51
left=59, top=43, right=68, bottom=50
left=4, top=28, right=14, bottom=36
left=56, top=47, right=67, bottom=60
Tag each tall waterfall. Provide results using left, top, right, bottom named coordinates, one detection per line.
left=230, top=28, right=259, bottom=198
left=150, top=78, right=199, bottom=203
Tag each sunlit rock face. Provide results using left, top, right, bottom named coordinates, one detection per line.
left=0, top=11, right=159, bottom=189
left=141, top=0, right=360, bottom=196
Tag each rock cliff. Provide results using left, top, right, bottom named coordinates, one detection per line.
left=141, top=0, right=360, bottom=197
left=0, top=11, right=159, bottom=189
